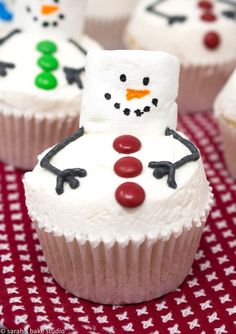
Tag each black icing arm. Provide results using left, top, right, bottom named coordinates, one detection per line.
left=40, top=127, right=87, bottom=195
left=0, top=29, right=22, bottom=46
left=0, top=61, right=15, bottom=76
left=148, top=128, right=200, bottom=189
left=63, top=66, right=85, bottom=89
left=147, top=0, right=187, bottom=25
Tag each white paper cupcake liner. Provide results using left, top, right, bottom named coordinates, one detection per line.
left=124, top=33, right=236, bottom=113
left=218, top=116, right=236, bottom=179
left=34, top=197, right=213, bottom=305
left=85, top=17, right=129, bottom=49
left=0, top=111, right=79, bottom=170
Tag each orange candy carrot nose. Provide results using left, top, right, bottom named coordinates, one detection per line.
left=126, top=88, right=150, bottom=101
left=41, top=5, right=59, bottom=15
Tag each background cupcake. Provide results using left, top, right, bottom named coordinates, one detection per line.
left=24, top=50, right=213, bottom=305
left=125, top=0, right=236, bottom=113
left=0, top=0, right=101, bottom=170
left=214, top=68, right=236, bottom=179
left=85, top=0, right=140, bottom=49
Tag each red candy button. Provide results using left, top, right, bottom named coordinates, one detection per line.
left=115, top=182, right=145, bottom=208
left=198, top=1, right=213, bottom=9
left=201, top=12, right=217, bottom=22
left=204, top=31, right=221, bottom=49
left=113, top=135, right=141, bottom=154
left=114, top=157, right=143, bottom=178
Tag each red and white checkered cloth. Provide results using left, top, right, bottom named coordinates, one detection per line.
left=0, top=112, right=235, bottom=334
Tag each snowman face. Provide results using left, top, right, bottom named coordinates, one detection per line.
left=14, top=0, right=86, bottom=39
left=81, top=50, right=180, bottom=136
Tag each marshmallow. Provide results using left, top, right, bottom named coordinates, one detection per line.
left=81, top=50, right=180, bottom=136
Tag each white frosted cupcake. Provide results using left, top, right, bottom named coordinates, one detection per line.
left=85, top=0, right=140, bottom=49
left=214, top=68, right=236, bottom=178
left=125, top=0, right=236, bottom=112
left=0, top=0, right=101, bottom=170
left=24, top=50, right=213, bottom=305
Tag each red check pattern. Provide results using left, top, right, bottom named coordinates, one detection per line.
left=0, top=112, right=235, bottom=334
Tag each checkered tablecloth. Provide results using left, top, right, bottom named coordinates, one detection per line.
left=0, top=112, right=235, bottom=334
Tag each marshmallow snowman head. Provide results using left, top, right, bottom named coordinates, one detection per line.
left=81, top=50, right=180, bottom=136
left=14, top=0, right=86, bottom=39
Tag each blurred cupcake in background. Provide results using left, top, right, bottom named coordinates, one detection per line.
left=85, top=0, right=140, bottom=49
left=125, top=0, right=236, bottom=113
left=214, top=69, right=236, bottom=179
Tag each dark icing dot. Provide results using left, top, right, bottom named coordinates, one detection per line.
left=53, top=21, right=58, bottom=27
left=134, top=109, right=143, bottom=117
left=120, top=74, right=127, bottom=82
left=144, top=106, right=150, bottom=112
left=54, top=0, right=59, bottom=3
left=115, top=182, right=145, bottom=208
left=114, top=103, right=120, bottom=109
left=42, top=22, right=49, bottom=28
left=204, top=31, right=221, bottom=49
left=59, top=14, right=65, bottom=20
left=113, top=135, right=142, bottom=154
left=114, top=157, right=143, bottom=178
left=152, top=98, right=158, bottom=107
left=104, top=93, right=111, bottom=100
left=33, top=16, right=38, bottom=21
left=26, top=6, right=31, bottom=13
left=143, top=77, right=150, bottom=86
left=123, top=108, right=131, bottom=116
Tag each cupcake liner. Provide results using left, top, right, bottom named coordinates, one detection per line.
left=124, top=33, right=236, bottom=113
left=177, top=61, right=236, bottom=113
left=85, top=17, right=129, bottom=49
left=0, top=111, right=79, bottom=170
left=34, top=201, right=212, bottom=305
left=218, top=116, right=236, bottom=179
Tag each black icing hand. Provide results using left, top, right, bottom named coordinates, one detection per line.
left=148, top=128, right=200, bottom=189
left=63, top=67, right=85, bottom=89
left=56, top=168, right=87, bottom=195
left=0, top=61, right=15, bottom=76
left=222, top=10, right=236, bottom=19
left=40, top=127, right=87, bottom=195
left=147, top=0, right=187, bottom=25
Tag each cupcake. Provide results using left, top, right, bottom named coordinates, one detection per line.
left=0, top=0, right=101, bottom=170
left=125, top=0, right=236, bottom=113
left=214, top=68, right=236, bottom=178
left=24, top=50, right=213, bottom=305
left=85, top=0, right=140, bottom=49
left=0, top=0, right=14, bottom=36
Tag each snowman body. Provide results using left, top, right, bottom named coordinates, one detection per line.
left=25, top=51, right=212, bottom=243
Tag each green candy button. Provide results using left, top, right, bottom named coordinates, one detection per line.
left=38, top=55, right=59, bottom=71
left=36, top=40, right=57, bottom=54
left=35, top=72, right=58, bottom=90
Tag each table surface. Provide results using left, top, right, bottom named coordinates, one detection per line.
left=0, top=112, right=235, bottom=334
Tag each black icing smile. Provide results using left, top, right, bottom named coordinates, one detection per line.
left=104, top=74, right=159, bottom=117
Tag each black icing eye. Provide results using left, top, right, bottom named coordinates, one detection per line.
left=143, top=77, right=150, bottom=86
left=54, top=0, right=60, bottom=3
left=26, top=6, right=31, bottom=13
left=120, top=74, right=127, bottom=82
left=104, top=93, right=111, bottom=100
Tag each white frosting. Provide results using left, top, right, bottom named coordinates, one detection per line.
left=0, top=33, right=101, bottom=117
left=86, top=0, right=140, bottom=20
left=214, top=68, right=236, bottom=122
left=24, top=132, right=212, bottom=246
left=14, top=0, right=87, bottom=40
left=24, top=50, right=212, bottom=246
left=81, top=50, right=179, bottom=135
left=126, top=0, right=236, bottom=65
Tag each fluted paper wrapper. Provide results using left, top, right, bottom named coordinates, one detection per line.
left=218, top=117, right=236, bottom=179
left=177, top=61, right=236, bottom=113
left=0, top=112, right=79, bottom=170
left=35, top=220, right=207, bottom=305
left=85, top=17, right=129, bottom=49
